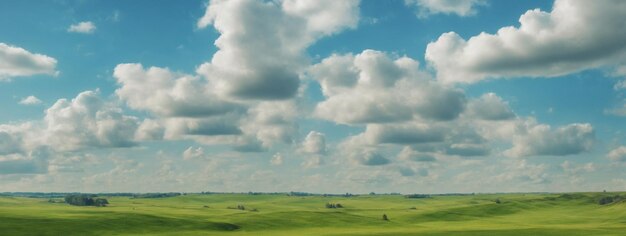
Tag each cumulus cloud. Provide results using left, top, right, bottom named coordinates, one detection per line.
left=466, top=93, right=515, bottom=120
left=134, top=119, right=164, bottom=141
left=0, top=43, right=58, bottom=80
left=43, top=90, right=139, bottom=151
left=114, top=63, right=242, bottom=118
left=354, top=150, right=390, bottom=166
left=114, top=62, right=299, bottom=150
left=425, top=0, right=626, bottom=83
left=607, top=146, right=626, bottom=162
left=505, top=123, right=594, bottom=157
left=405, top=0, right=487, bottom=18
left=196, top=0, right=359, bottom=100
left=242, top=101, right=298, bottom=147
left=397, top=146, right=436, bottom=162
left=67, top=21, right=96, bottom=34
left=312, top=50, right=466, bottom=124
left=0, top=128, right=26, bottom=155
left=19, top=95, right=42, bottom=105
left=301, top=131, right=326, bottom=155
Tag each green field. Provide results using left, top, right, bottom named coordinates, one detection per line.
left=1, top=192, right=625, bottom=235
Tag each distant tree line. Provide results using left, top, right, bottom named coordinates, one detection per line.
left=405, top=194, right=431, bottom=199
left=132, top=193, right=181, bottom=198
left=64, top=195, right=109, bottom=207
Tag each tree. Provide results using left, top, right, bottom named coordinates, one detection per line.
left=382, top=214, right=389, bottom=221
left=64, top=195, right=109, bottom=207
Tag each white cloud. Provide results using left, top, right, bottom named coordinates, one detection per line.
left=242, top=101, right=298, bottom=147
left=505, top=123, right=594, bottom=157
left=0, top=43, right=57, bottom=80
left=183, top=146, right=205, bottom=160
left=561, top=161, right=595, bottom=174
left=466, top=93, right=515, bottom=120
left=196, top=0, right=359, bottom=100
left=114, top=63, right=242, bottom=118
left=19, top=95, right=42, bottom=105
left=405, top=0, right=487, bottom=18
left=363, top=123, right=445, bottom=145
left=301, top=131, right=326, bottom=155
left=67, top=21, right=96, bottom=34
left=43, top=90, right=139, bottom=151
left=0, top=148, right=50, bottom=175
left=312, top=50, right=466, bottom=125
left=607, top=146, right=626, bottom=162
left=134, top=119, right=164, bottom=141
left=397, top=146, right=436, bottom=162
left=425, top=0, right=626, bottom=84
left=354, top=150, right=390, bottom=166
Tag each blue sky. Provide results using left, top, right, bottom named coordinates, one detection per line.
left=1, top=0, right=626, bottom=193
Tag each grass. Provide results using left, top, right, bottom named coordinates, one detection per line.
left=1, top=192, right=626, bottom=235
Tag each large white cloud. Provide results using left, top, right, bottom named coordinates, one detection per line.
left=114, top=63, right=242, bottom=118
left=505, top=123, right=594, bottom=157
left=312, top=50, right=466, bottom=124
left=1, top=90, right=142, bottom=155
left=0, top=43, right=57, bottom=80
left=405, top=0, right=487, bottom=18
left=196, top=0, right=359, bottom=100
left=425, top=0, right=626, bottom=84
left=43, top=90, right=140, bottom=151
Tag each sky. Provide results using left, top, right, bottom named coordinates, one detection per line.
left=1, top=0, right=626, bottom=194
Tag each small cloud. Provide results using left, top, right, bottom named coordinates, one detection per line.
left=183, top=146, right=205, bottom=160
left=68, top=21, right=96, bottom=34
left=614, top=80, right=626, bottom=90
left=19, top=95, right=42, bottom=105
left=270, top=153, right=283, bottom=166
left=608, top=146, right=626, bottom=162
left=108, top=10, right=121, bottom=22
left=604, top=105, right=626, bottom=117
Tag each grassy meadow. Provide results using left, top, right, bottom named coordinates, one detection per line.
left=1, top=192, right=626, bottom=235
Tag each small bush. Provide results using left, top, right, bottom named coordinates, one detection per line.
left=325, top=203, right=343, bottom=208
left=599, top=195, right=623, bottom=205
left=382, top=214, right=389, bottom=221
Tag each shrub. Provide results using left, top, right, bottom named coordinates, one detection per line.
left=599, top=195, right=622, bottom=205
left=325, top=203, right=343, bottom=208
left=382, top=214, right=389, bottom=221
